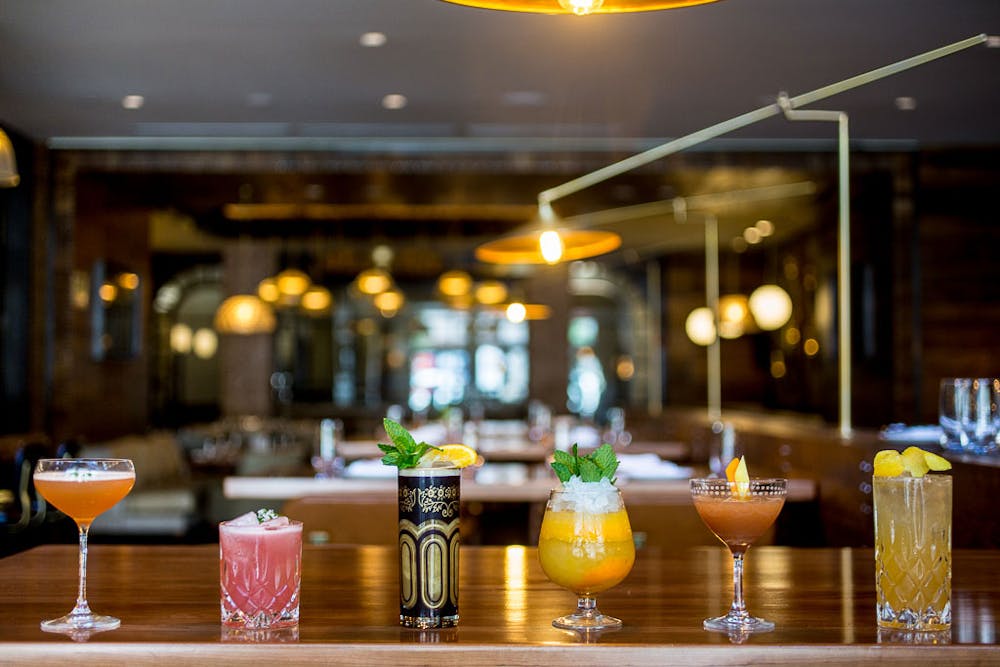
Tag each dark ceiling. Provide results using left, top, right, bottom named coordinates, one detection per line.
left=1, top=0, right=998, bottom=151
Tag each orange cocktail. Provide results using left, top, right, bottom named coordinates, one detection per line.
left=33, top=458, right=136, bottom=635
left=538, top=507, right=635, bottom=595
left=691, top=494, right=785, bottom=554
left=690, top=475, right=787, bottom=635
left=538, top=484, right=635, bottom=630
left=34, top=470, right=136, bottom=525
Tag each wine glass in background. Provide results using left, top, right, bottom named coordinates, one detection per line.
left=33, top=458, right=136, bottom=633
left=939, top=378, right=999, bottom=454
left=537, top=487, right=635, bottom=631
left=690, top=477, right=786, bottom=634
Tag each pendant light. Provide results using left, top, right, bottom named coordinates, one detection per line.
left=748, top=284, right=793, bottom=331
left=214, top=295, right=277, bottom=335
left=476, top=228, right=621, bottom=265
left=0, top=128, right=20, bottom=188
left=437, top=0, right=721, bottom=16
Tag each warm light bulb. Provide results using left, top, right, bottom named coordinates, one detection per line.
left=257, top=278, right=280, bottom=303
left=116, top=272, right=140, bottom=290
left=506, top=302, right=527, bottom=323
left=276, top=269, right=311, bottom=297
left=749, top=284, right=793, bottom=331
left=685, top=307, right=716, bottom=346
left=357, top=268, right=393, bottom=295
left=539, top=230, right=564, bottom=264
left=301, top=286, right=332, bottom=313
left=192, top=328, right=218, bottom=359
left=374, top=288, right=404, bottom=314
left=99, top=282, right=118, bottom=303
left=558, top=0, right=603, bottom=14
left=169, top=323, right=193, bottom=354
left=474, top=281, right=508, bottom=305
left=437, top=270, right=472, bottom=297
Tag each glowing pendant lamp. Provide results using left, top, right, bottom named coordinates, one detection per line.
left=214, top=295, right=277, bottom=335
left=438, top=0, right=721, bottom=16
left=476, top=228, right=621, bottom=265
left=0, top=128, right=19, bottom=188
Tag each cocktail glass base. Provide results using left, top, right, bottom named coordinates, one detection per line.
left=41, top=612, right=120, bottom=634
left=703, top=613, right=774, bottom=634
left=552, top=595, right=622, bottom=631
left=552, top=613, right=622, bottom=631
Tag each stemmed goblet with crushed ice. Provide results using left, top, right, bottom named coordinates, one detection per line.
left=537, top=444, right=635, bottom=631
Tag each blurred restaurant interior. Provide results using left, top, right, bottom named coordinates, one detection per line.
left=0, top=0, right=999, bottom=557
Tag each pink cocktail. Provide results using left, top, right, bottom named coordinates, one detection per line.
left=220, top=514, right=303, bottom=629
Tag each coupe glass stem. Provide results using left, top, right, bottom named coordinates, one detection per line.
left=72, top=523, right=93, bottom=618
left=728, top=551, right=747, bottom=621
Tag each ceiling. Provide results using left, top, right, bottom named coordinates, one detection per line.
left=1, top=0, right=998, bottom=151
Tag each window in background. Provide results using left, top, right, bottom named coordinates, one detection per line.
left=408, top=305, right=529, bottom=414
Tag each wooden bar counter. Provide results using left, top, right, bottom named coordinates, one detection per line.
left=0, top=544, right=997, bottom=665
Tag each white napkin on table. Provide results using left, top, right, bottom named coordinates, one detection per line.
left=344, top=458, right=396, bottom=479
left=616, top=453, right=694, bottom=480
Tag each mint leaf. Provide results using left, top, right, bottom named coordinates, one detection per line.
left=255, top=508, right=279, bottom=523
left=385, top=419, right=416, bottom=451
left=578, top=458, right=602, bottom=482
left=552, top=449, right=575, bottom=469
left=549, top=442, right=620, bottom=485
left=592, top=443, right=618, bottom=480
left=379, top=419, right=440, bottom=469
left=551, top=461, right=572, bottom=483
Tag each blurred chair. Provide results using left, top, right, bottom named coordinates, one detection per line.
left=282, top=496, right=398, bottom=545
left=7, top=440, right=54, bottom=534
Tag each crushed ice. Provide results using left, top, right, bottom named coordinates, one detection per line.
left=552, top=476, right=619, bottom=513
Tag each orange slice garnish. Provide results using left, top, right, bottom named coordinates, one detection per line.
left=725, top=455, right=750, bottom=497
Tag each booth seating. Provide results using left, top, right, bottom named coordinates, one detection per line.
left=81, top=432, right=198, bottom=538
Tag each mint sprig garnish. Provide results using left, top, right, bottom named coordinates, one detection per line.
left=551, top=443, right=619, bottom=484
left=378, top=418, right=439, bottom=469
left=255, top=508, right=279, bottom=523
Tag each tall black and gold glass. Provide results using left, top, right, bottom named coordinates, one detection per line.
left=397, top=467, right=461, bottom=628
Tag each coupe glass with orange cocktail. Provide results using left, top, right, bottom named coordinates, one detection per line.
left=33, top=458, right=136, bottom=634
left=690, top=457, right=786, bottom=634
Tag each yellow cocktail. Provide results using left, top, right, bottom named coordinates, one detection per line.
left=538, top=506, right=635, bottom=594
left=873, top=474, right=952, bottom=631
left=537, top=485, right=635, bottom=630
left=872, top=446, right=953, bottom=632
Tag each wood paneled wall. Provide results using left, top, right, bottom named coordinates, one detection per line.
left=28, top=146, right=1000, bottom=441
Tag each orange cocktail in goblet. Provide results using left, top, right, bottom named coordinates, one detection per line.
left=538, top=483, right=635, bottom=630
left=691, top=466, right=785, bottom=635
left=33, top=458, right=136, bottom=634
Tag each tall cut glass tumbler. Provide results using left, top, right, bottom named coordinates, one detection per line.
left=398, top=467, right=461, bottom=628
left=873, top=474, right=952, bottom=631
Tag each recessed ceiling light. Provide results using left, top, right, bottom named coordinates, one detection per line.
left=360, top=32, right=387, bottom=47
left=743, top=227, right=762, bottom=244
left=122, top=95, right=144, bottom=110
left=755, top=219, right=774, bottom=236
left=381, top=94, right=407, bottom=110
left=894, top=96, right=917, bottom=111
